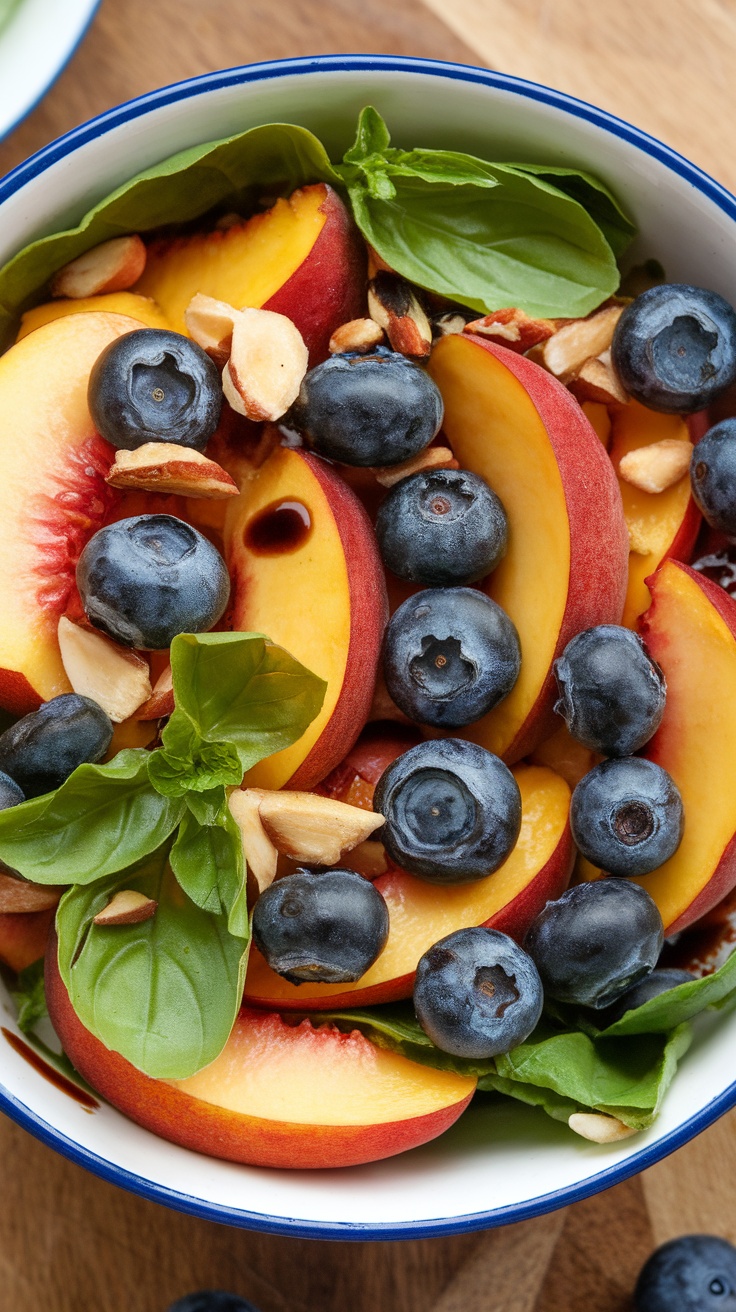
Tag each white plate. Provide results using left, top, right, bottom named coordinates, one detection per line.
left=0, top=0, right=100, bottom=144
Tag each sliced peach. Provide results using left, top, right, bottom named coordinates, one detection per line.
left=46, top=953, right=475, bottom=1170
left=428, top=335, right=629, bottom=762
left=17, top=293, right=169, bottom=340
left=529, top=722, right=600, bottom=789
left=226, top=447, right=388, bottom=790
left=0, top=908, right=55, bottom=972
left=245, top=764, right=572, bottom=1009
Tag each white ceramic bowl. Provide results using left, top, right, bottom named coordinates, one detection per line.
left=0, top=56, right=735, bottom=1239
left=0, top=0, right=100, bottom=144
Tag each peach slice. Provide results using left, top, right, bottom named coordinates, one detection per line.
left=637, top=560, right=736, bottom=932
left=609, top=401, right=701, bottom=627
left=226, top=446, right=388, bottom=790
left=245, top=764, right=573, bottom=1010
left=17, top=292, right=169, bottom=340
left=0, top=908, right=55, bottom=972
left=134, top=184, right=366, bottom=364
left=46, top=957, right=476, bottom=1170
left=428, top=334, right=629, bottom=762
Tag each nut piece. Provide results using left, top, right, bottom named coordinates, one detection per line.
left=106, top=442, right=238, bottom=499
left=568, top=1112, right=638, bottom=1144
left=93, top=889, right=158, bottom=926
left=50, top=235, right=147, bottom=299
left=372, top=444, right=458, bottom=488
left=224, top=308, right=309, bottom=422
left=228, top=789, right=279, bottom=893
left=184, top=293, right=239, bottom=367
left=464, top=307, right=558, bottom=353
left=346, top=839, right=389, bottom=879
left=619, top=438, right=693, bottom=494
left=0, top=871, right=61, bottom=914
left=568, top=350, right=629, bottom=406
left=255, top=790, right=385, bottom=866
left=329, top=318, right=385, bottom=355
left=540, top=305, right=624, bottom=381
left=135, top=664, right=174, bottom=722
left=57, top=616, right=151, bottom=723
left=368, top=271, right=432, bottom=359
left=432, top=311, right=471, bottom=340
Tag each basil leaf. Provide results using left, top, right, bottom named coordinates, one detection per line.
left=147, top=730, right=243, bottom=796
left=9, top=959, right=48, bottom=1033
left=170, top=791, right=249, bottom=938
left=0, top=123, right=340, bottom=346
left=503, top=163, right=636, bottom=259
left=56, top=844, right=247, bottom=1079
left=169, top=632, right=326, bottom=773
left=0, top=750, right=184, bottom=884
left=601, top=950, right=736, bottom=1037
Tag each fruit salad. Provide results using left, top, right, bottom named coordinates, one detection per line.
left=0, top=106, right=735, bottom=1172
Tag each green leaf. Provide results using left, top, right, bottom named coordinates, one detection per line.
left=0, top=750, right=185, bottom=884
left=503, top=162, right=636, bottom=259
left=147, top=729, right=243, bottom=796
left=602, top=950, right=736, bottom=1037
left=9, top=959, right=47, bottom=1034
left=170, top=790, right=249, bottom=938
left=56, top=843, right=247, bottom=1079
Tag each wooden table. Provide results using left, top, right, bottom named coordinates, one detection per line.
left=0, top=3, right=734, bottom=1308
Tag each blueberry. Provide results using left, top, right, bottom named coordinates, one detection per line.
left=76, top=514, right=230, bottom=649
left=383, top=588, right=520, bottom=728
left=251, top=867, right=389, bottom=984
left=373, top=738, right=521, bottom=884
left=375, top=468, right=508, bottom=587
left=289, top=347, right=443, bottom=466
left=611, top=285, right=736, bottom=413
left=691, top=419, right=736, bottom=537
left=692, top=545, right=736, bottom=597
left=88, top=328, right=222, bottom=451
left=599, top=967, right=693, bottom=1027
left=635, top=1234, right=736, bottom=1312
left=0, top=695, right=112, bottom=798
left=554, top=625, right=666, bottom=756
left=524, top=879, right=664, bottom=1008
left=166, top=1294, right=262, bottom=1312
left=571, top=757, right=684, bottom=878
left=0, top=771, right=24, bottom=809
left=414, top=926, right=543, bottom=1059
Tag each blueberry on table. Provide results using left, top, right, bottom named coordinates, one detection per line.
left=383, top=587, right=520, bottom=728
left=599, top=966, right=693, bottom=1027
left=252, top=867, right=389, bottom=984
left=635, top=1234, right=736, bottom=1312
left=571, top=757, right=684, bottom=878
left=289, top=346, right=444, bottom=466
left=554, top=624, right=666, bottom=756
left=88, top=328, right=222, bottom=451
left=611, top=284, right=736, bottom=413
left=0, top=694, right=112, bottom=798
left=524, top=879, right=664, bottom=1009
left=414, top=926, right=543, bottom=1059
left=0, top=771, right=24, bottom=809
left=690, top=418, right=736, bottom=538
left=373, top=738, right=521, bottom=884
left=77, top=514, right=231, bottom=649
left=166, top=1294, right=262, bottom=1312
left=375, top=468, right=508, bottom=586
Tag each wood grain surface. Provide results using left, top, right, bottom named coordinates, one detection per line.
left=0, top=3, right=733, bottom=1309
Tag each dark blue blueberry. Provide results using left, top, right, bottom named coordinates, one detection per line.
left=554, top=625, right=666, bottom=756
left=289, top=346, right=443, bottom=466
left=414, top=926, right=543, bottom=1059
left=383, top=588, right=520, bottom=728
left=166, top=1294, right=262, bottom=1312
left=692, top=545, right=736, bottom=597
left=251, top=867, right=389, bottom=984
left=0, top=771, right=24, bottom=809
left=611, top=285, right=736, bottom=413
left=76, top=514, right=230, bottom=649
left=375, top=468, right=508, bottom=587
left=88, top=328, right=222, bottom=451
left=571, top=757, right=684, bottom=878
left=635, top=1234, right=736, bottom=1312
left=0, top=694, right=112, bottom=798
left=524, top=879, right=664, bottom=1008
left=373, top=738, right=521, bottom=884
left=691, top=419, right=736, bottom=538
left=599, top=967, right=693, bottom=1027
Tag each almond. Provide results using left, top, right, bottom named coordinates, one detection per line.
left=329, top=318, right=385, bottom=355
left=368, top=272, right=432, bottom=358
left=106, top=442, right=238, bottom=499
left=540, top=305, right=624, bottom=381
left=568, top=1113, right=638, bottom=1143
left=93, top=889, right=158, bottom=926
left=228, top=789, right=279, bottom=893
left=255, top=791, right=385, bottom=866
left=57, top=616, right=151, bottom=723
left=346, top=839, right=389, bottom=879
left=184, top=293, right=239, bottom=367
left=432, top=311, right=471, bottom=340
left=619, top=438, right=693, bottom=494
left=0, top=871, right=61, bottom=914
left=224, top=308, right=309, bottom=422
left=372, top=445, right=458, bottom=488
left=135, top=664, right=174, bottom=721
left=50, top=235, right=147, bottom=299
left=568, top=350, right=629, bottom=406
left=464, top=307, right=558, bottom=353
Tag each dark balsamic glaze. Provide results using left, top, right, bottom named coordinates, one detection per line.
left=244, top=500, right=311, bottom=555
left=1, top=1028, right=98, bottom=1111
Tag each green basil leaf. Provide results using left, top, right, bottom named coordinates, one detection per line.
left=147, top=732, right=243, bottom=796
left=56, top=843, right=247, bottom=1079
left=601, top=950, right=736, bottom=1037
left=504, top=162, right=636, bottom=259
left=0, top=750, right=184, bottom=884
left=0, top=123, right=340, bottom=346
left=170, top=791, right=249, bottom=938
left=169, top=632, right=326, bottom=773
left=9, top=959, right=48, bottom=1034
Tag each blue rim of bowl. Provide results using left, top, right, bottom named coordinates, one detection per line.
left=1, top=53, right=735, bottom=1239
left=0, top=0, right=101, bottom=148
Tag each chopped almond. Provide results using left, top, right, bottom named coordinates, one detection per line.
left=0, top=871, right=61, bottom=914
left=50, top=235, right=147, bottom=299
left=255, top=790, right=385, bottom=866
left=464, top=307, right=558, bottom=353
left=368, top=272, right=432, bottom=358
left=106, top=442, right=238, bottom=499
left=184, top=293, right=239, bottom=367
left=57, top=616, right=151, bottom=723
left=569, top=350, right=629, bottom=406
left=346, top=840, right=389, bottom=879
left=224, top=308, right=309, bottom=422
left=93, top=889, right=157, bottom=926
left=540, top=305, right=624, bottom=381
left=329, top=318, right=385, bottom=354
left=432, top=312, right=469, bottom=340
left=568, top=1113, right=638, bottom=1143
left=135, top=664, right=174, bottom=722
left=228, top=789, right=279, bottom=893
left=619, top=438, right=693, bottom=494
left=372, top=445, right=458, bottom=488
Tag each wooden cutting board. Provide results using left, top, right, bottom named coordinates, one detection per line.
left=0, top=2, right=734, bottom=1308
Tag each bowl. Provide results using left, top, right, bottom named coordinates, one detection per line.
left=0, top=54, right=735, bottom=1240
left=0, top=0, right=100, bottom=145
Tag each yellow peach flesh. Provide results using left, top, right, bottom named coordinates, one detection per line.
left=17, top=293, right=169, bottom=340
